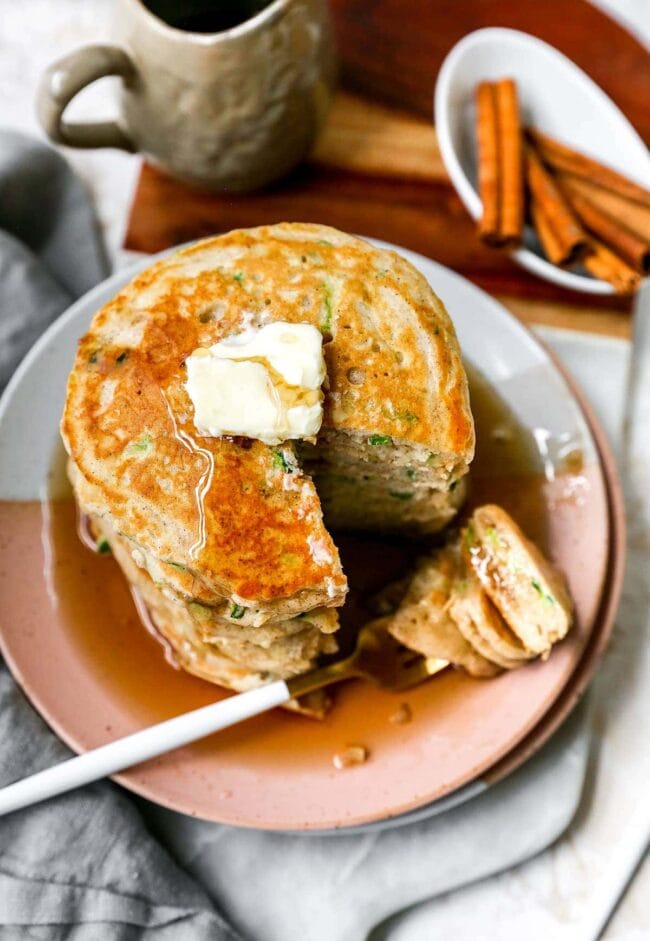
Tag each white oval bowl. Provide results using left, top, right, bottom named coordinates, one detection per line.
left=434, top=27, right=650, bottom=295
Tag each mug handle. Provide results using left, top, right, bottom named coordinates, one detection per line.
left=37, top=44, right=137, bottom=152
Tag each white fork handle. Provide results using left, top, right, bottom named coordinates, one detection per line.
left=0, top=680, right=290, bottom=817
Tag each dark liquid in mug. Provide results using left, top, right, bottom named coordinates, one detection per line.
left=143, top=0, right=272, bottom=32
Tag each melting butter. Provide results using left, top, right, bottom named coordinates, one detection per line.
left=185, top=322, right=326, bottom=446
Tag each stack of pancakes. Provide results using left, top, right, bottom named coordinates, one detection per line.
left=62, top=224, right=474, bottom=709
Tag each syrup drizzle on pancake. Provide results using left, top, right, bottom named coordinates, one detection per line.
left=130, top=583, right=180, bottom=669
left=161, top=390, right=215, bottom=560
left=76, top=506, right=98, bottom=553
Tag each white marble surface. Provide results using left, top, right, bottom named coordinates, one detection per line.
left=1, top=2, right=648, bottom=938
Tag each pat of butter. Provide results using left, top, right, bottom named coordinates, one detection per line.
left=185, top=322, right=326, bottom=446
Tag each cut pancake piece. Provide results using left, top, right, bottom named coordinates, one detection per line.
left=388, top=605, right=499, bottom=678
left=309, top=468, right=466, bottom=536
left=450, top=577, right=528, bottom=670
left=373, top=504, right=573, bottom=677
left=463, top=505, right=573, bottom=655
left=385, top=547, right=499, bottom=678
left=301, top=426, right=470, bottom=538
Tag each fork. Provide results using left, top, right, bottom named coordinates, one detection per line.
left=0, top=620, right=448, bottom=816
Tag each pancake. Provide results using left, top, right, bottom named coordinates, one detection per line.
left=463, top=505, right=573, bottom=655
left=310, top=470, right=467, bottom=537
left=450, top=578, right=527, bottom=670
left=385, top=546, right=498, bottom=678
left=62, top=223, right=474, bottom=698
left=377, top=505, right=573, bottom=675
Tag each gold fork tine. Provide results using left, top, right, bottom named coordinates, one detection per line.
left=387, top=656, right=449, bottom=691
left=287, top=618, right=449, bottom=700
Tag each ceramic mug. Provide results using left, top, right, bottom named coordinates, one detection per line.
left=37, top=0, right=336, bottom=191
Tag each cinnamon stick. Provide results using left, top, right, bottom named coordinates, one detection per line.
left=526, top=144, right=588, bottom=266
left=476, top=82, right=500, bottom=245
left=529, top=128, right=650, bottom=209
left=582, top=239, right=641, bottom=294
left=475, top=80, right=524, bottom=247
left=561, top=184, right=650, bottom=273
left=558, top=173, right=650, bottom=244
left=530, top=198, right=566, bottom=266
left=495, top=78, right=524, bottom=245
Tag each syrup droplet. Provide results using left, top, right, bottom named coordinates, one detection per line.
left=332, top=745, right=368, bottom=769
left=389, top=703, right=412, bottom=725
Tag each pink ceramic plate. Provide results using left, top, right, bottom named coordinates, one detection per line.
left=0, top=246, right=621, bottom=831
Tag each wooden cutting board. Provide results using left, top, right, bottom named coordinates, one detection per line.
left=330, top=0, right=650, bottom=140
left=125, top=0, right=649, bottom=338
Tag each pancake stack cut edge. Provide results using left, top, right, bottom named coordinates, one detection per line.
left=61, top=223, right=475, bottom=713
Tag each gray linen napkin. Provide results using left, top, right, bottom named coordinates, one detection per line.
left=0, top=130, right=238, bottom=941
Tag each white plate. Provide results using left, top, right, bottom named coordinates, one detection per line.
left=435, top=27, right=650, bottom=294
